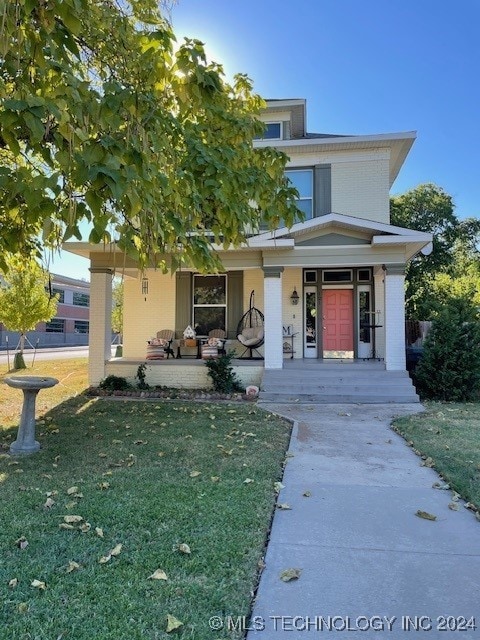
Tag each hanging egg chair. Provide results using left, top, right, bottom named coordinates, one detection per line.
left=236, top=290, right=264, bottom=359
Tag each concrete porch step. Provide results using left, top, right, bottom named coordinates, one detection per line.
left=258, top=392, right=419, bottom=404
left=259, top=364, right=419, bottom=404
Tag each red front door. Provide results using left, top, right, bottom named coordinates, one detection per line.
left=323, top=289, right=354, bottom=357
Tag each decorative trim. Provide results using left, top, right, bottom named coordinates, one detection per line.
left=262, top=266, right=284, bottom=278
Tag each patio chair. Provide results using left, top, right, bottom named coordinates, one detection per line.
left=201, top=329, right=227, bottom=359
left=236, top=291, right=264, bottom=359
left=146, top=329, right=175, bottom=360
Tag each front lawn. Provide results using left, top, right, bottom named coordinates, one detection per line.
left=393, top=403, right=480, bottom=510
left=0, top=363, right=291, bottom=639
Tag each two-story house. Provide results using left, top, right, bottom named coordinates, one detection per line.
left=66, top=98, right=432, bottom=393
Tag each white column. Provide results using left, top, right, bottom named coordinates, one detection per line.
left=384, top=265, right=406, bottom=371
left=88, top=267, right=113, bottom=385
left=262, top=267, right=284, bottom=369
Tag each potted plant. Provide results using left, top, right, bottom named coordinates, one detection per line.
left=183, top=325, right=197, bottom=347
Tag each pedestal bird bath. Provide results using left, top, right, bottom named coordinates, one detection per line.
left=5, top=376, right=59, bottom=454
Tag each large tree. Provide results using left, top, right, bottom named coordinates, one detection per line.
left=0, top=0, right=298, bottom=273
left=390, top=183, right=480, bottom=318
left=0, top=253, right=58, bottom=368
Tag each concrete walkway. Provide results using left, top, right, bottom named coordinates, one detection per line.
left=248, top=404, right=480, bottom=639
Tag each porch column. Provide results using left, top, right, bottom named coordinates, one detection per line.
left=384, top=264, right=406, bottom=371
left=262, top=267, right=284, bottom=369
left=88, top=267, right=113, bottom=385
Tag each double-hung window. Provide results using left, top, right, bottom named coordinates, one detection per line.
left=285, top=169, right=313, bottom=220
left=193, top=275, right=226, bottom=335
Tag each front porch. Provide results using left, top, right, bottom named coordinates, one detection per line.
left=104, top=357, right=419, bottom=403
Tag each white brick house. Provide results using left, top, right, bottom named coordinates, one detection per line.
left=66, top=98, right=432, bottom=387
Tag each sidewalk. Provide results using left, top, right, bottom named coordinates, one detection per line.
left=248, top=403, right=480, bottom=639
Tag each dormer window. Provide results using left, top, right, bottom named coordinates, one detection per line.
left=255, top=122, right=282, bottom=140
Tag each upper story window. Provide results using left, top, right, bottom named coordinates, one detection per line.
left=73, top=291, right=89, bottom=307
left=53, top=288, right=65, bottom=303
left=254, top=122, right=282, bottom=141
left=285, top=169, right=313, bottom=220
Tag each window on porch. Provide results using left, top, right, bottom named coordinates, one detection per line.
left=193, top=275, right=226, bottom=335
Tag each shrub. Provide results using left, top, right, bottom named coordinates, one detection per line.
left=99, top=375, right=131, bottom=392
left=205, top=351, right=243, bottom=394
left=415, top=297, right=480, bottom=401
left=136, top=363, right=150, bottom=390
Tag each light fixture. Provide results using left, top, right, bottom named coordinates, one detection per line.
left=290, top=287, right=299, bottom=306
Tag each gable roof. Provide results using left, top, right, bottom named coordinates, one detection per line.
left=247, top=213, right=432, bottom=261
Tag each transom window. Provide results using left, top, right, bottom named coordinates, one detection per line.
left=193, top=275, right=226, bottom=335
left=285, top=169, right=313, bottom=220
left=322, top=269, right=353, bottom=283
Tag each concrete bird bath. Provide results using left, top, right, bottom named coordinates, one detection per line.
left=5, top=376, right=59, bottom=455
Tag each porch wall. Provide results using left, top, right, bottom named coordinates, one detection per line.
left=123, top=272, right=176, bottom=358
left=374, top=270, right=386, bottom=359
left=281, top=268, right=303, bottom=359
left=106, top=361, right=263, bottom=389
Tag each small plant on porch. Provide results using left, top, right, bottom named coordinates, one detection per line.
left=205, top=352, right=243, bottom=394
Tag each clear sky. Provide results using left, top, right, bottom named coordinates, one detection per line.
left=56, top=0, right=480, bottom=280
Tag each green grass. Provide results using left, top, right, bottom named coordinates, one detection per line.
left=393, top=402, right=480, bottom=509
left=0, top=395, right=291, bottom=639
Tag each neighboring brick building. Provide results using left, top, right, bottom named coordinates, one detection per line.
left=0, top=274, right=90, bottom=348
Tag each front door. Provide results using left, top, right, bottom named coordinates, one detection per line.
left=323, top=289, right=354, bottom=358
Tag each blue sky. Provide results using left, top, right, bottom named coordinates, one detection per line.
left=57, top=0, right=480, bottom=280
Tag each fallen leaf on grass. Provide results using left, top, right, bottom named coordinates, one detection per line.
left=110, top=544, right=122, bottom=557
left=274, top=482, right=284, bottom=493
left=44, top=497, right=55, bottom=509
left=31, top=579, right=46, bottom=590
left=448, top=502, right=460, bottom=511
left=415, top=510, right=437, bottom=521
left=59, top=523, right=75, bottom=530
left=95, top=527, right=104, bottom=538
left=166, top=614, right=183, bottom=633
left=17, top=603, right=28, bottom=613
left=79, top=522, right=91, bottom=533
left=15, top=537, right=28, bottom=550
left=189, top=471, right=201, bottom=478
left=98, top=482, right=110, bottom=490
left=243, top=478, right=254, bottom=484
left=66, top=486, right=79, bottom=495
left=134, top=439, right=147, bottom=445
left=148, top=569, right=168, bottom=581
left=63, top=515, right=83, bottom=524
left=99, top=554, right=111, bottom=564
left=98, top=453, right=107, bottom=458
left=8, top=578, right=18, bottom=588
left=178, top=543, right=191, bottom=554
left=66, top=561, right=80, bottom=573
left=210, top=476, right=219, bottom=482
left=420, top=457, right=435, bottom=468
left=280, top=568, right=302, bottom=582
left=277, top=503, right=292, bottom=510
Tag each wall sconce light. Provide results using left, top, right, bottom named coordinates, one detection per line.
left=290, top=287, right=299, bottom=306
left=141, top=275, right=149, bottom=300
